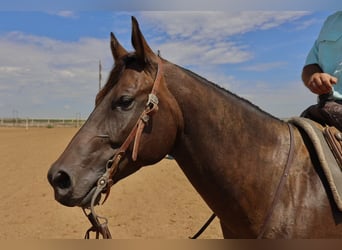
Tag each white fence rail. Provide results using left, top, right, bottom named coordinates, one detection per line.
left=0, top=118, right=85, bottom=128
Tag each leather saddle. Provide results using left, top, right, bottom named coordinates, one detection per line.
left=323, top=126, right=342, bottom=170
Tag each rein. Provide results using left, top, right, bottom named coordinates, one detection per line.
left=192, top=123, right=295, bottom=239
left=83, top=57, right=163, bottom=239
left=257, top=123, right=295, bottom=239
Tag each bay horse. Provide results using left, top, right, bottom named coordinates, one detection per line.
left=48, top=17, right=342, bottom=238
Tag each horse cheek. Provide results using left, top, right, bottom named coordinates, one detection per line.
left=140, top=113, right=177, bottom=165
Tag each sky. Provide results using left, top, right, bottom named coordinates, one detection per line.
left=0, top=1, right=340, bottom=119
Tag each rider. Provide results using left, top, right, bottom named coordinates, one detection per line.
left=301, top=11, right=342, bottom=131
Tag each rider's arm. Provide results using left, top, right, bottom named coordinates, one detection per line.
left=302, top=63, right=337, bottom=95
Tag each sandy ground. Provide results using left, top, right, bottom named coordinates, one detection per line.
left=0, top=127, right=222, bottom=239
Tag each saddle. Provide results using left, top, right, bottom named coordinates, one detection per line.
left=289, top=117, right=342, bottom=211
left=323, top=126, right=342, bottom=170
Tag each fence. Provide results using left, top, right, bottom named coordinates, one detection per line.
left=0, top=118, right=85, bottom=128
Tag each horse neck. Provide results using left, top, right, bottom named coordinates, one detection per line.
left=164, top=62, right=291, bottom=235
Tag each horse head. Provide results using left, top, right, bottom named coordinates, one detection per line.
left=47, top=17, right=183, bottom=207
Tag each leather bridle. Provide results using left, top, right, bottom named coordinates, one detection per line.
left=83, top=56, right=163, bottom=239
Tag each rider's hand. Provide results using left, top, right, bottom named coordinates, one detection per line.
left=306, top=72, right=338, bottom=95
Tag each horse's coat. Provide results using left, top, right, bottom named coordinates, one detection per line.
left=48, top=17, right=342, bottom=238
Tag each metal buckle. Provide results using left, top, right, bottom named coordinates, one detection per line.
left=141, top=114, right=150, bottom=123
left=146, top=93, right=159, bottom=107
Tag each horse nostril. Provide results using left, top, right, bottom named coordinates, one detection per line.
left=53, top=171, right=72, bottom=190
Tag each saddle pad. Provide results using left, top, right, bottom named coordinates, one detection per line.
left=289, top=117, right=342, bottom=211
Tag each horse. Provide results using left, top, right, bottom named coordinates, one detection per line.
left=47, top=16, right=342, bottom=238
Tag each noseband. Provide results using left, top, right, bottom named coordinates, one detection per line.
left=83, top=57, right=163, bottom=239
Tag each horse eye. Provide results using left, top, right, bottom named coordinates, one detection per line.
left=116, top=95, right=134, bottom=110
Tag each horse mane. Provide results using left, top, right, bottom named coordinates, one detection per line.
left=95, top=54, right=138, bottom=106
left=95, top=63, right=123, bottom=107
left=176, top=64, right=281, bottom=121
left=95, top=54, right=280, bottom=121
left=95, top=53, right=159, bottom=106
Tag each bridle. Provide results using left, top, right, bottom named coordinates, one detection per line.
left=83, top=56, right=163, bottom=239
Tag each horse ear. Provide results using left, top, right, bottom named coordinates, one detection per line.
left=110, top=32, right=128, bottom=63
left=131, top=16, right=156, bottom=63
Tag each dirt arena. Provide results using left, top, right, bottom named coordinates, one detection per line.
left=0, top=127, right=222, bottom=239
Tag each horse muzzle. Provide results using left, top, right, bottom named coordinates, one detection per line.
left=47, top=165, right=100, bottom=207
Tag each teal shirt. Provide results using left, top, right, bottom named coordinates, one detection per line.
left=305, top=11, right=342, bottom=99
